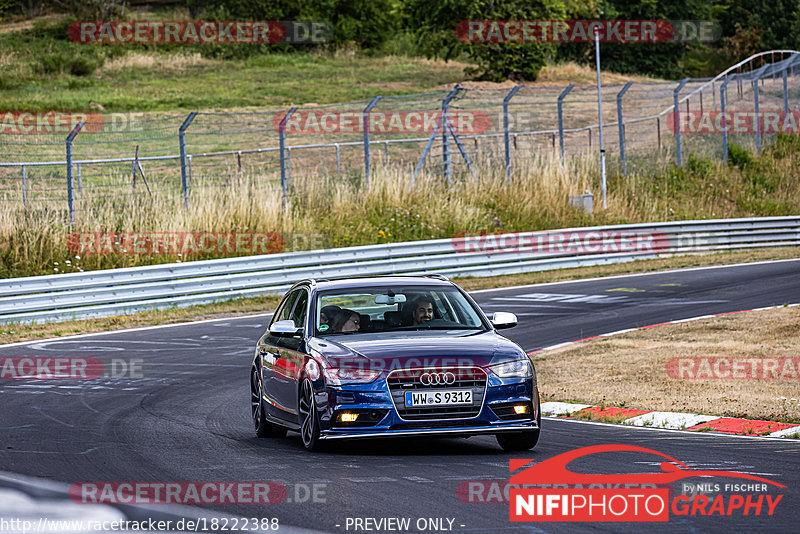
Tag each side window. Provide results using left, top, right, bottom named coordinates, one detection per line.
left=271, top=291, right=299, bottom=326
left=290, top=290, right=309, bottom=329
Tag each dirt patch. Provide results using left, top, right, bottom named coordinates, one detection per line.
left=434, top=61, right=664, bottom=90
left=533, top=306, right=800, bottom=423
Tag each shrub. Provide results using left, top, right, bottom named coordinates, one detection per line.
left=727, top=142, right=753, bottom=169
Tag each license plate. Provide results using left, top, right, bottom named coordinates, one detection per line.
left=405, top=389, right=472, bottom=407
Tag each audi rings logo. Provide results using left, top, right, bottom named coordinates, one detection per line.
left=419, top=372, right=456, bottom=386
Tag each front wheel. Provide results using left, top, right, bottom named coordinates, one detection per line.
left=251, top=364, right=287, bottom=438
left=496, top=429, right=540, bottom=451
left=298, top=378, right=323, bottom=451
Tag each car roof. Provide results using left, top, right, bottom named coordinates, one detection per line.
left=298, top=275, right=454, bottom=292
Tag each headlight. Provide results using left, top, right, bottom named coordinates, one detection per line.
left=488, top=360, right=532, bottom=378
left=323, top=367, right=381, bottom=385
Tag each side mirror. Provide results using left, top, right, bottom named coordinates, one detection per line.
left=269, top=319, right=303, bottom=337
left=491, top=312, right=517, bottom=330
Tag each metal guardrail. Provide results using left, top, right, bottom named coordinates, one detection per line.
left=0, top=216, right=798, bottom=324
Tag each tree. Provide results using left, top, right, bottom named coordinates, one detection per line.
left=404, top=0, right=567, bottom=82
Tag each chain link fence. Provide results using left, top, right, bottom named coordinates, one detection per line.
left=1, top=50, right=799, bottom=223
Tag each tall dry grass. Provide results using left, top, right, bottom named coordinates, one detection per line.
left=2, top=136, right=800, bottom=278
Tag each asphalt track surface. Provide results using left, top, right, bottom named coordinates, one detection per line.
left=1, top=259, right=800, bottom=533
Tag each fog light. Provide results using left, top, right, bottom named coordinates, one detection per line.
left=513, top=405, right=529, bottom=415
left=339, top=412, right=359, bottom=423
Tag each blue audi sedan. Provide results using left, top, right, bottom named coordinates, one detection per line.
left=250, top=275, right=540, bottom=451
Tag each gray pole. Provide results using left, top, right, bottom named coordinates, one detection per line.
left=593, top=28, right=606, bottom=209
left=783, top=68, right=789, bottom=112
left=65, top=121, right=85, bottom=228
left=503, top=85, right=521, bottom=181
left=720, top=75, right=734, bottom=163
left=362, top=96, right=382, bottom=188
left=335, top=143, right=341, bottom=175
left=278, top=107, right=298, bottom=207
left=21, top=165, right=27, bottom=207
left=440, top=85, right=461, bottom=186
left=557, top=84, right=575, bottom=165
left=616, top=81, right=633, bottom=177
left=442, top=88, right=455, bottom=185
left=751, top=65, right=769, bottom=155
left=77, top=163, right=82, bottom=195
left=673, top=78, right=690, bottom=167
left=179, top=112, right=197, bottom=209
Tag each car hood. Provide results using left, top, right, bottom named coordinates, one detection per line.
left=308, top=330, right=526, bottom=370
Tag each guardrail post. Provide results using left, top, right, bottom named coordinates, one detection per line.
left=557, top=84, right=575, bottom=165
left=179, top=112, right=197, bottom=209
left=674, top=78, right=690, bottom=167
left=720, top=75, right=734, bottom=163
left=362, top=96, right=382, bottom=189
left=278, top=107, right=298, bottom=207
left=21, top=165, right=27, bottom=206
left=616, top=81, right=633, bottom=176
left=751, top=64, right=769, bottom=154
left=65, top=121, right=85, bottom=228
left=503, top=85, right=521, bottom=181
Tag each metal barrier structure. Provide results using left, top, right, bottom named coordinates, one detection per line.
left=0, top=216, right=797, bottom=324
left=1, top=51, right=799, bottom=223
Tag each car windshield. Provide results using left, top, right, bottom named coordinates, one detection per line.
left=315, top=285, right=486, bottom=335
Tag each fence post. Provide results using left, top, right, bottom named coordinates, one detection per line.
left=65, top=121, right=85, bottom=228
left=287, top=148, right=292, bottom=187
left=752, top=64, right=769, bottom=154
left=441, top=85, right=461, bottom=185
left=278, top=107, right=298, bottom=207
left=179, top=112, right=197, bottom=209
left=362, top=96, right=382, bottom=188
left=674, top=78, right=690, bottom=167
left=77, top=163, right=82, bottom=195
left=616, top=81, right=633, bottom=176
left=335, top=143, right=341, bottom=175
left=783, top=67, right=789, bottom=112
left=557, top=84, right=575, bottom=165
left=656, top=117, right=661, bottom=150
left=503, top=85, right=521, bottom=181
left=720, top=75, right=734, bottom=163
left=21, top=165, right=27, bottom=207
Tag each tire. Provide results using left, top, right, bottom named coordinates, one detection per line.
left=496, top=408, right=541, bottom=451
left=251, top=364, right=287, bottom=438
left=496, top=429, right=540, bottom=451
left=298, top=378, right=323, bottom=451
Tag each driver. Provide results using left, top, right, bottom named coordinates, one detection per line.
left=411, top=298, right=434, bottom=325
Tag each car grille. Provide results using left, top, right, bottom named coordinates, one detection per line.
left=386, top=366, right=487, bottom=421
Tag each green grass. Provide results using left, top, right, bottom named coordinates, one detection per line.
left=0, top=19, right=468, bottom=112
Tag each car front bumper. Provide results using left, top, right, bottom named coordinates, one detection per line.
left=314, top=376, right=540, bottom=439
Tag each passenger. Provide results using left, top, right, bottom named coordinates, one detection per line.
left=331, top=308, right=361, bottom=333
left=320, top=305, right=341, bottom=327
left=411, top=298, right=434, bottom=325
